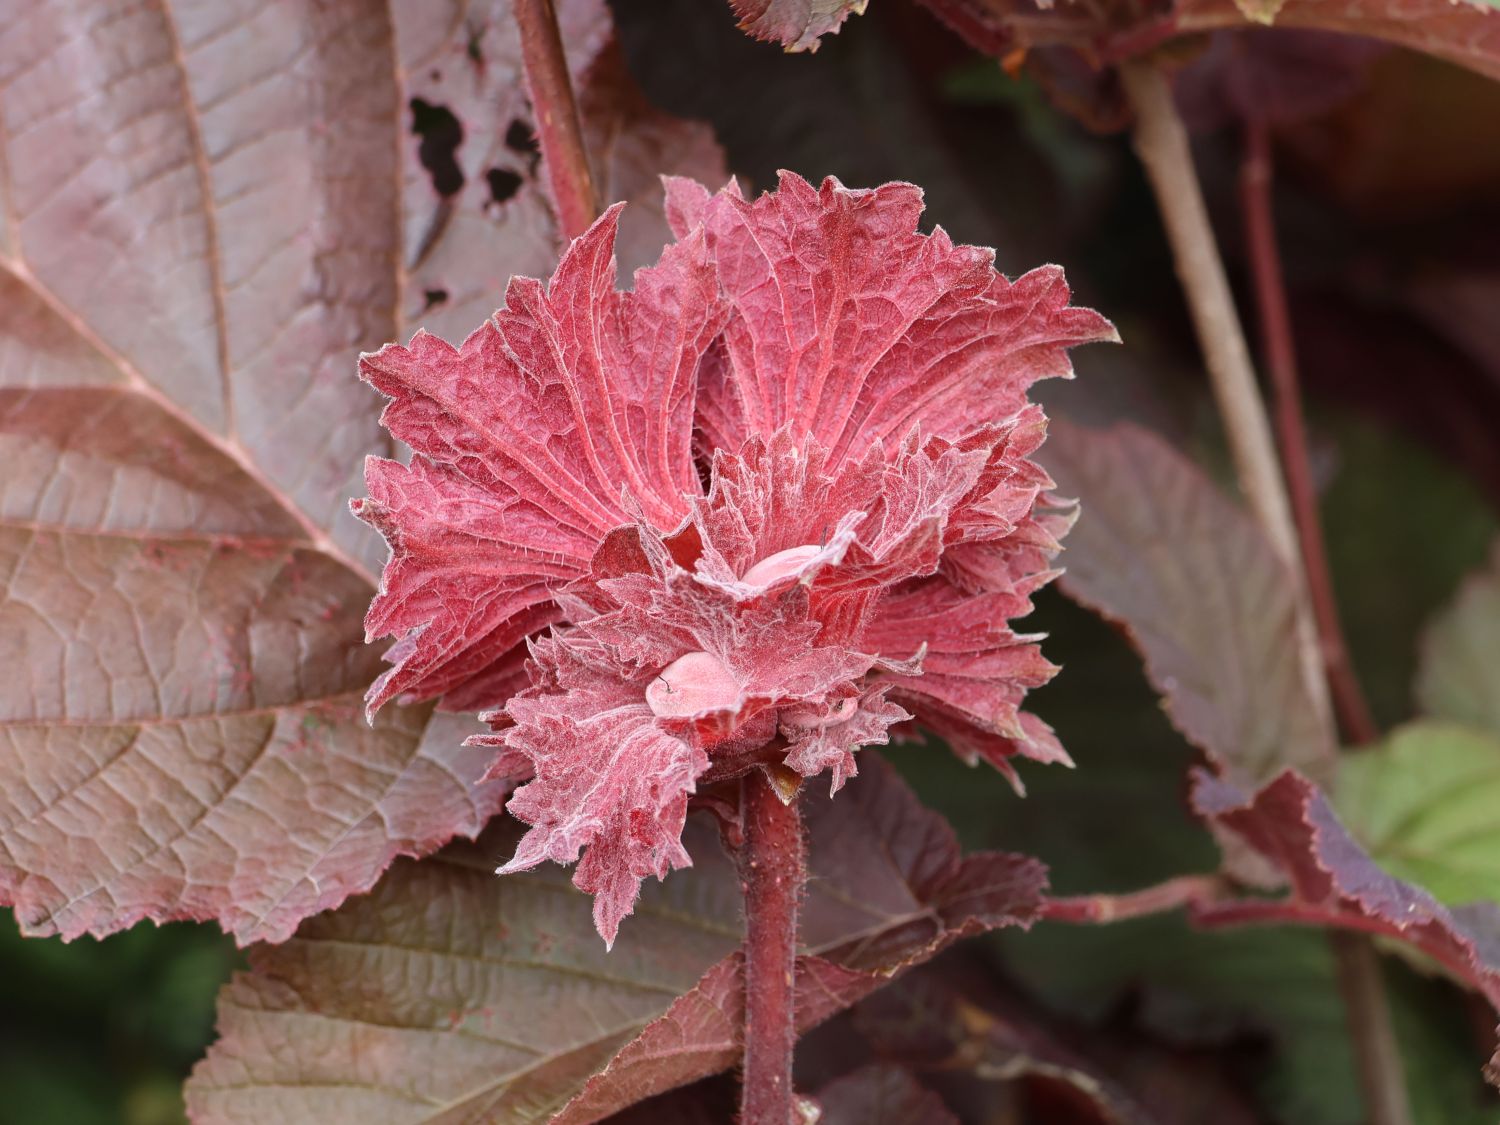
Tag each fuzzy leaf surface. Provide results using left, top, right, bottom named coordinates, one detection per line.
left=188, top=757, right=1046, bottom=1123
left=0, top=0, right=696, bottom=944
left=1418, top=544, right=1500, bottom=735
left=1042, top=421, right=1335, bottom=786
left=664, top=172, right=1116, bottom=466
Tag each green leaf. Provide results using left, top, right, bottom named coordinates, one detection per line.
left=1418, top=546, right=1500, bottom=736
left=1336, top=722, right=1500, bottom=905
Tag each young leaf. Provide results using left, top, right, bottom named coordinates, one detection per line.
left=1041, top=420, right=1336, bottom=786
left=186, top=757, right=1046, bottom=1123
left=1417, top=544, right=1500, bottom=734
left=1335, top=722, right=1500, bottom=905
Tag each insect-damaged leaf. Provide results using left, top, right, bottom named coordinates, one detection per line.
left=1041, top=421, right=1336, bottom=787
left=0, top=0, right=715, bottom=944
left=186, top=758, right=1047, bottom=1123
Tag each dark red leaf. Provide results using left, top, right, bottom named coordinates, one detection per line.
left=728, top=0, right=870, bottom=52
left=814, top=1064, right=959, bottom=1124
left=1042, top=420, right=1336, bottom=786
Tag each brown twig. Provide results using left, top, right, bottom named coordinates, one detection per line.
left=1240, top=121, right=1380, bottom=746
left=1118, top=62, right=1333, bottom=745
left=1119, top=59, right=1412, bottom=1125
left=514, top=0, right=599, bottom=240
left=739, top=770, right=805, bottom=1124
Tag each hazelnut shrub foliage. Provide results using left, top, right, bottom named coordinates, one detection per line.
left=2, top=0, right=1500, bottom=1121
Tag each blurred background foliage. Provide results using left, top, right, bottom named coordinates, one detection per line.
left=4, top=0, right=1499, bottom=1120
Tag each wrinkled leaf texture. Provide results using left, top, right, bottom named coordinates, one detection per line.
left=0, top=0, right=723, bottom=944
left=186, top=758, right=1046, bottom=1123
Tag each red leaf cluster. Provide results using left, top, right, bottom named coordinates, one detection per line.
left=355, top=172, right=1114, bottom=941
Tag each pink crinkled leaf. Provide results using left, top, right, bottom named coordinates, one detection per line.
left=866, top=577, right=1067, bottom=788
left=477, top=410, right=1078, bottom=941
left=478, top=635, right=707, bottom=947
left=664, top=171, right=1117, bottom=467
left=354, top=206, right=725, bottom=714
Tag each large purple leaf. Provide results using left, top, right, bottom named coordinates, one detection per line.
left=185, top=758, right=1047, bottom=1122
left=1041, top=420, right=1335, bottom=786
left=0, top=0, right=720, bottom=944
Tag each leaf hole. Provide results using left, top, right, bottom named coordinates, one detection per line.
left=422, top=288, right=449, bottom=311
left=486, top=167, right=524, bottom=205
left=505, top=118, right=539, bottom=155
left=409, top=98, right=465, bottom=197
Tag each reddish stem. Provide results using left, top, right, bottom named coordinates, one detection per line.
left=1239, top=122, right=1380, bottom=747
left=514, top=0, right=598, bottom=240
left=739, top=769, right=805, bottom=1124
left=1040, top=875, right=1224, bottom=924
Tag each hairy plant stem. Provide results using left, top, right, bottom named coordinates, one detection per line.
left=1041, top=875, right=1224, bottom=924
left=514, top=0, right=598, bottom=240
left=1240, top=122, right=1379, bottom=746
left=739, top=769, right=805, bottom=1124
left=1120, top=60, right=1412, bottom=1125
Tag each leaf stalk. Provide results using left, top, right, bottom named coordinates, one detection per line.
left=514, top=0, right=599, bottom=240
left=739, top=769, right=806, bottom=1124
left=1239, top=120, right=1380, bottom=747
